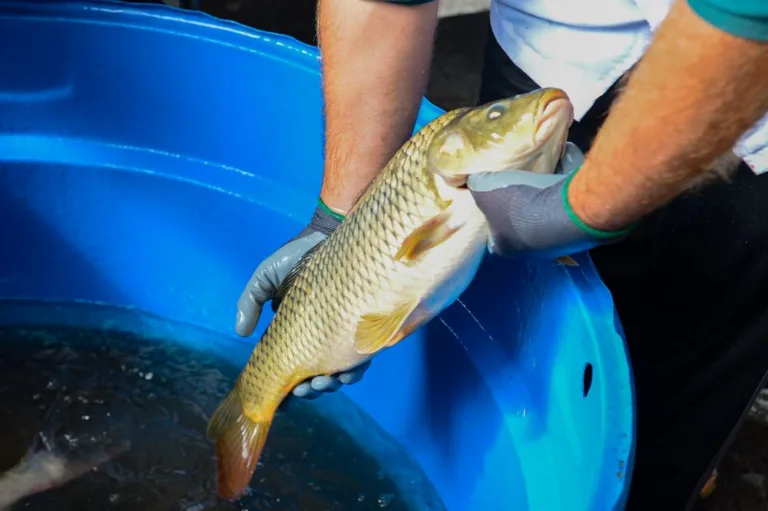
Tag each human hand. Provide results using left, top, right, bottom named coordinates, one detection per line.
left=235, top=200, right=372, bottom=399
left=467, top=142, right=634, bottom=260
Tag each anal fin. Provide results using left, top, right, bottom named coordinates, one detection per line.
left=207, top=389, right=272, bottom=501
left=394, top=210, right=461, bottom=265
left=354, top=300, right=420, bottom=355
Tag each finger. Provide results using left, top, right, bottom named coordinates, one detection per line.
left=292, top=381, right=321, bottom=399
left=338, top=360, right=371, bottom=385
left=311, top=376, right=342, bottom=393
left=235, top=305, right=260, bottom=338
left=467, top=184, right=532, bottom=258
left=236, top=255, right=286, bottom=337
left=234, top=241, right=307, bottom=337
left=235, top=266, right=269, bottom=337
left=556, top=142, right=585, bottom=175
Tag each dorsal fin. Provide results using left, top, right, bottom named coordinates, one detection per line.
left=271, top=239, right=326, bottom=313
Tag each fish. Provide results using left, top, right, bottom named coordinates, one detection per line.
left=0, top=393, right=129, bottom=510
left=207, top=87, right=576, bottom=500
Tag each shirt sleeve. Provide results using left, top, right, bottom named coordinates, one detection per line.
left=687, top=0, right=768, bottom=41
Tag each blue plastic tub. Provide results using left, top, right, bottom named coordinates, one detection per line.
left=0, top=1, right=635, bottom=509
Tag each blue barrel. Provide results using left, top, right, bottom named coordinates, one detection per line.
left=0, top=1, right=635, bottom=509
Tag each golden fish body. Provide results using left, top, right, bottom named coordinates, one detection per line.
left=261, top=107, right=490, bottom=384
left=207, top=88, right=575, bottom=500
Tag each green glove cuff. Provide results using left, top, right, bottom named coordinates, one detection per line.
left=561, top=169, right=638, bottom=240
left=318, top=198, right=346, bottom=222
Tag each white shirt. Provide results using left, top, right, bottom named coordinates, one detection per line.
left=489, top=0, right=768, bottom=174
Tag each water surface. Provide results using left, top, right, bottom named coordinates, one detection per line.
left=0, top=307, right=445, bottom=511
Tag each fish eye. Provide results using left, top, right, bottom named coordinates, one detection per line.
left=487, top=104, right=505, bottom=120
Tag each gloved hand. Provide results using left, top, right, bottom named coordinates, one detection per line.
left=235, top=200, right=371, bottom=399
left=467, top=142, right=634, bottom=260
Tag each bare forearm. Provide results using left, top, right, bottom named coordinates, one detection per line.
left=568, top=0, right=768, bottom=231
left=317, top=0, right=439, bottom=214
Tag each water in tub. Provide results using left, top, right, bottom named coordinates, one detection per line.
left=0, top=302, right=446, bottom=510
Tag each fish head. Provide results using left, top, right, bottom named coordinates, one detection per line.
left=427, top=87, right=574, bottom=185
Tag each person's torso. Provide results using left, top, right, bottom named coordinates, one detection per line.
left=494, top=0, right=653, bottom=27
left=488, top=0, right=767, bottom=174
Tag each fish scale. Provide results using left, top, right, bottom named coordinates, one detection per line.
left=206, top=88, right=575, bottom=501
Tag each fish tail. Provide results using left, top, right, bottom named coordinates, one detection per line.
left=207, top=387, right=273, bottom=501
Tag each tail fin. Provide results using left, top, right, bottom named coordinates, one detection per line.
left=207, top=389, right=272, bottom=501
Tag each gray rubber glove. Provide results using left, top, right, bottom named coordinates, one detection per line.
left=235, top=201, right=371, bottom=399
left=467, top=142, right=634, bottom=259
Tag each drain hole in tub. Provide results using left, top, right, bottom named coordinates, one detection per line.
left=583, top=362, right=593, bottom=398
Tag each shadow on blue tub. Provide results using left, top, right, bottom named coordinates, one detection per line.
left=0, top=1, right=635, bottom=509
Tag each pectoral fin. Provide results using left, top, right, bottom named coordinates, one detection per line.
left=387, top=306, right=432, bottom=347
left=394, top=211, right=460, bottom=265
left=354, top=300, right=420, bottom=355
left=554, top=256, right=579, bottom=267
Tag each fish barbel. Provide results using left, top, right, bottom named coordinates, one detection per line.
left=207, top=87, right=575, bottom=500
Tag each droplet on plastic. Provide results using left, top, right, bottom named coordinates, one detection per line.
left=145, top=372, right=153, bottom=380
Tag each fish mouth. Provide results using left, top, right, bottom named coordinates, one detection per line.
left=534, top=89, right=574, bottom=146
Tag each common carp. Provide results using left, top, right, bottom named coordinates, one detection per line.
left=208, top=88, right=575, bottom=500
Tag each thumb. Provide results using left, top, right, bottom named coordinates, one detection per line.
left=555, top=142, right=585, bottom=175
left=234, top=236, right=318, bottom=336
left=467, top=169, right=567, bottom=193
left=235, top=260, right=279, bottom=337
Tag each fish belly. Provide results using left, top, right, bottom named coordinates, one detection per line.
left=414, top=230, right=488, bottom=322
left=401, top=196, right=489, bottom=337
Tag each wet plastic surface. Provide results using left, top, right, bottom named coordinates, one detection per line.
left=0, top=1, right=635, bottom=509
